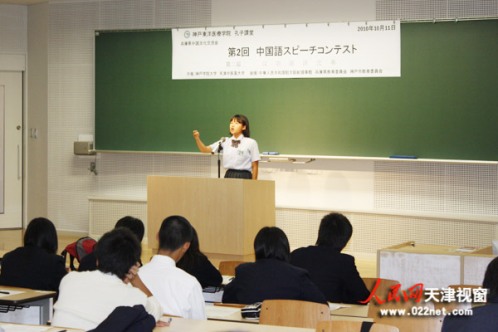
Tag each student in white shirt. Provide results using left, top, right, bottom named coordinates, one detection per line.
left=139, top=215, right=206, bottom=320
left=52, top=228, right=164, bottom=331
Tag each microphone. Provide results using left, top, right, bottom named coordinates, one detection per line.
left=218, top=137, right=226, bottom=152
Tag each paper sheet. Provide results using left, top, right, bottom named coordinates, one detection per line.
left=328, top=302, right=351, bottom=311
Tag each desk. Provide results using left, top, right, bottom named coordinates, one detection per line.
left=329, top=303, right=371, bottom=322
left=378, top=241, right=495, bottom=288
left=0, top=286, right=56, bottom=325
left=206, top=303, right=253, bottom=323
left=205, top=302, right=372, bottom=323
left=0, top=322, right=82, bottom=331
left=155, top=317, right=314, bottom=332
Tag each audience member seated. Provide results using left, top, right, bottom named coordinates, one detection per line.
left=222, top=226, right=326, bottom=305
left=52, top=228, right=163, bottom=330
left=78, top=215, right=145, bottom=271
left=290, top=212, right=370, bottom=304
left=442, top=256, right=498, bottom=332
left=176, top=227, right=222, bottom=289
left=139, top=215, right=206, bottom=320
left=0, top=217, right=67, bottom=292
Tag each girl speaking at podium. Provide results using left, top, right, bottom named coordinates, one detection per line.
left=193, top=114, right=260, bottom=180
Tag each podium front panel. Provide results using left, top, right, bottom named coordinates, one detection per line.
left=147, top=176, right=275, bottom=258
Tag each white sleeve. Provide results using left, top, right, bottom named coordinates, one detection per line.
left=250, top=139, right=260, bottom=162
left=145, top=296, right=163, bottom=321
left=189, top=283, right=207, bottom=320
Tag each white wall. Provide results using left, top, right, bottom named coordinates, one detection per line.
left=19, top=0, right=498, bottom=255
left=212, top=0, right=375, bottom=26
left=27, top=3, right=49, bottom=221
left=0, top=5, right=26, bottom=54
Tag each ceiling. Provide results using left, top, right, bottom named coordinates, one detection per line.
left=0, top=0, right=47, bottom=4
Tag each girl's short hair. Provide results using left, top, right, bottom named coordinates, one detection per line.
left=24, top=217, right=58, bottom=254
left=254, top=226, right=290, bottom=262
left=176, top=227, right=206, bottom=271
left=230, top=114, right=251, bottom=137
left=315, top=213, right=353, bottom=251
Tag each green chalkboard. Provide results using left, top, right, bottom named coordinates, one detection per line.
left=95, top=20, right=498, bottom=160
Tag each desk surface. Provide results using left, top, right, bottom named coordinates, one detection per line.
left=0, top=286, right=56, bottom=305
left=206, top=302, right=371, bottom=324
left=0, top=322, right=82, bottom=331
left=380, top=241, right=479, bottom=255
left=155, top=317, right=314, bottom=332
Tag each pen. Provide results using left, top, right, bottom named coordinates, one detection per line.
left=0, top=291, right=10, bottom=294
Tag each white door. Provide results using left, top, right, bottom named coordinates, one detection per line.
left=0, top=72, right=23, bottom=228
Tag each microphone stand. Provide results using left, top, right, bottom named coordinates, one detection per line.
left=217, top=140, right=223, bottom=178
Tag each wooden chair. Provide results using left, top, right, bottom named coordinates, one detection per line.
left=259, top=299, right=330, bottom=328
left=316, top=320, right=400, bottom=332
left=218, top=260, right=244, bottom=276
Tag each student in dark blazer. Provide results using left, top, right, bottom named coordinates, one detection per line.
left=290, top=212, right=370, bottom=304
left=0, top=217, right=67, bottom=291
left=442, top=256, right=498, bottom=332
left=222, top=226, right=326, bottom=305
left=176, top=227, right=222, bottom=289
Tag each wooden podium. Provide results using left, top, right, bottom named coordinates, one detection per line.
left=147, top=176, right=275, bottom=261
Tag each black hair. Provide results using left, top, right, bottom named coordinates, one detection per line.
left=254, top=226, right=290, bottom=262
left=483, top=256, right=498, bottom=299
left=158, top=215, right=194, bottom=251
left=115, top=215, right=145, bottom=242
left=95, top=227, right=141, bottom=280
left=24, top=217, right=58, bottom=254
left=176, top=227, right=207, bottom=271
left=230, top=114, right=251, bottom=137
left=315, top=212, right=353, bottom=251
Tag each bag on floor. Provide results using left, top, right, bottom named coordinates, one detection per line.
left=61, top=236, right=97, bottom=270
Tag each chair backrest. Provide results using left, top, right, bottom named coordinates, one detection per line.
left=316, top=320, right=400, bottom=332
left=218, top=260, right=244, bottom=276
left=259, top=299, right=330, bottom=328
left=368, top=300, right=443, bottom=332
left=362, top=277, right=401, bottom=303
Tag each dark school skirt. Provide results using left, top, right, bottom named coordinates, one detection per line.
left=225, top=169, right=252, bottom=179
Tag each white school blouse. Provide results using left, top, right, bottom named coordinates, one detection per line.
left=209, top=134, right=260, bottom=171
